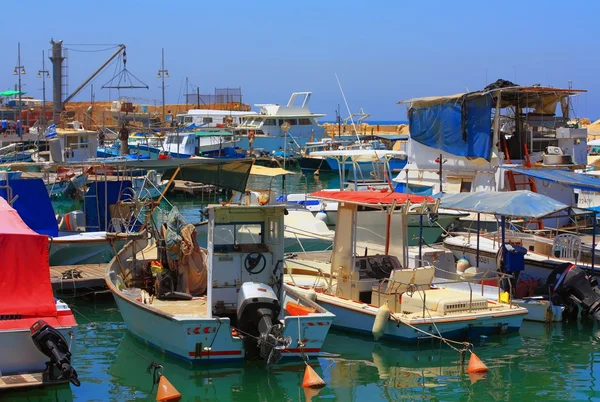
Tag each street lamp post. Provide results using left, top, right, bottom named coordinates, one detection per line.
left=13, top=42, right=26, bottom=137
left=37, top=50, right=50, bottom=136
left=157, top=48, right=169, bottom=126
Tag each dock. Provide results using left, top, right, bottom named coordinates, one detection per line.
left=0, top=372, right=68, bottom=391
left=50, top=263, right=107, bottom=291
left=172, top=180, right=216, bottom=195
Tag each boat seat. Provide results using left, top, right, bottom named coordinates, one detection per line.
left=552, top=234, right=581, bottom=262
left=374, top=265, right=435, bottom=295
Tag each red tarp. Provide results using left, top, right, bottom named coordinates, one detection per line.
left=0, top=197, right=56, bottom=317
left=310, top=190, right=433, bottom=206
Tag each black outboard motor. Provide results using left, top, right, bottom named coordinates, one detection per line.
left=30, top=320, right=80, bottom=386
left=237, top=282, right=291, bottom=365
left=546, top=263, right=600, bottom=322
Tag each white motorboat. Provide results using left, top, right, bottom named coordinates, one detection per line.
left=106, top=204, right=335, bottom=364
left=285, top=191, right=527, bottom=342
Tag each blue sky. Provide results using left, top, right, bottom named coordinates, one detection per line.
left=1, top=0, right=598, bottom=121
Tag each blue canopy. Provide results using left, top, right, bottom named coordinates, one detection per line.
left=408, top=94, right=493, bottom=161
left=0, top=178, right=58, bottom=237
left=439, top=190, right=570, bottom=218
left=504, top=167, right=600, bottom=192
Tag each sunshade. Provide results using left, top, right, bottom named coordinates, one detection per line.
left=163, top=159, right=253, bottom=193
left=0, top=197, right=56, bottom=317
left=310, top=190, right=432, bottom=206
left=439, top=190, right=569, bottom=218
left=0, top=90, right=26, bottom=97
left=250, top=165, right=295, bottom=177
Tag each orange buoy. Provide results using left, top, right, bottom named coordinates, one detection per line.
left=467, top=352, right=489, bottom=373
left=303, top=385, right=323, bottom=401
left=468, top=371, right=487, bottom=384
left=156, top=375, right=182, bottom=402
left=302, top=364, right=326, bottom=389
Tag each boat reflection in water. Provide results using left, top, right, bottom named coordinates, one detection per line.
left=109, top=332, right=310, bottom=401
left=108, top=322, right=598, bottom=401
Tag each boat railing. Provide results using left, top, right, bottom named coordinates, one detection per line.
left=372, top=265, right=515, bottom=317
left=283, top=259, right=334, bottom=293
left=283, top=223, right=334, bottom=256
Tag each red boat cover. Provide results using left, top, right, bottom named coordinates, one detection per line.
left=0, top=197, right=56, bottom=317
left=309, top=190, right=433, bottom=206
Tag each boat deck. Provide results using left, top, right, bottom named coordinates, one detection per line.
left=0, top=372, right=68, bottom=391
left=150, top=297, right=209, bottom=318
left=50, top=263, right=107, bottom=291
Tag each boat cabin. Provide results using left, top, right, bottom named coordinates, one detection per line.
left=49, top=122, right=98, bottom=163
left=163, top=129, right=237, bottom=158
left=395, top=83, right=589, bottom=200
left=176, top=110, right=255, bottom=128
left=208, top=205, right=286, bottom=316
left=322, top=192, right=438, bottom=304
left=237, top=92, right=325, bottom=138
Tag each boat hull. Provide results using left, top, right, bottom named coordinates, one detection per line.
left=311, top=293, right=524, bottom=342
left=0, top=314, right=77, bottom=375
left=111, top=288, right=332, bottom=363
left=50, top=234, right=125, bottom=266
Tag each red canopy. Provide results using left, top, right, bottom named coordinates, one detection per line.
left=310, top=190, right=433, bottom=206
left=0, top=197, right=56, bottom=317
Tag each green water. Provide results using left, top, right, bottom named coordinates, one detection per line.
left=3, top=296, right=600, bottom=401
left=7, top=171, right=600, bottom=400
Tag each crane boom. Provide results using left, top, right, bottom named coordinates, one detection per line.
left=63, top=44, right=126, bottom=105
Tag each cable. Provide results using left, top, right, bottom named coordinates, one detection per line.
left=66, top=46, right=121, bottom=53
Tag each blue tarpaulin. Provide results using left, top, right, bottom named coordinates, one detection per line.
left=408, top=95, right=493, bottom=160
left=439, top=190, right=569, bottom=218
left=0, top=178, right=58, bottom=237
left=504, top=167, right=600, bottom=192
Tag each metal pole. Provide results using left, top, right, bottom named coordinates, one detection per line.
left=419, top=213, right=423, bottom=264
left=16, top=43, right=23, bottom=138
left=50, top=39, right=64, bottom=123
left=476, top=213, right=481, bottom=268
left=439, top=153, right=443, bottom=193
left=38, top=50, right=50, bottom=135
left=161, top=49, right=165, bottom=124
left=592, top=211, right=597, bottom=273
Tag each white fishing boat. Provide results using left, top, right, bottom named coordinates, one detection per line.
left=235, top=92, right=325, bottom=151
left=285, top=191, right=527, bottom=342
left=106, top=204, right=334, bottom=364
left=176, top=109, right=256, bottom=128
left=161, top=129, right=241, bottom=159
left=438, top=191, right=600, bottom=323
left=0, top=196, right=79, bottom=386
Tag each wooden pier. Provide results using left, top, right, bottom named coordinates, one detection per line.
left=0, top=372, right=68, bottom=391
left=172, top=180, right=216, bottom=195
left=50, top=263, right=107, bottom=291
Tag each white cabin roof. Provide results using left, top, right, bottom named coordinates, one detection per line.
left=179, top=109, right=256, bottom=117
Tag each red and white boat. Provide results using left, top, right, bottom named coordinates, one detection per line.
left=0, top=197, right=78, bottom=380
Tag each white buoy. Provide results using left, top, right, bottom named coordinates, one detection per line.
left=372, top=302, right=390, bottom=340
left=372, top=346, right=390, bottom=379
left=461, top=267, right=479, bottom=278
left=315, top=210, right=328, bottom=223
left=456, top=257, right=470, bottom=274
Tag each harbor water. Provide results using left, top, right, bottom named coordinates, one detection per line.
left=3, top=296, right=599, bottom=401
left=5, top=171, right=600, bottom=401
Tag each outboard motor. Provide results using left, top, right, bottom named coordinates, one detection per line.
left=30, top=320, right=80, bottom=386
left=237, top=282, right=291, bottom=365
left=546, top=263, right=600, bottom=322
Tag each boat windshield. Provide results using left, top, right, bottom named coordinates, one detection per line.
left=213, top=223, right=264, bottom=247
